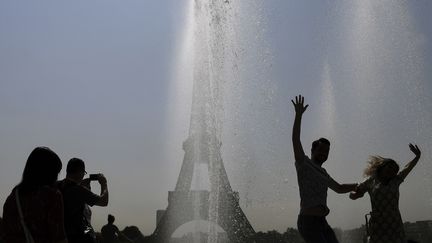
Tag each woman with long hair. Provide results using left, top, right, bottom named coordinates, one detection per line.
left=350, top=143, right=421, bottom=243
left=2, top=147, right=68, bottom=243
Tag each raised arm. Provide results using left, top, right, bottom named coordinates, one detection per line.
left=398, top=143, right=421, bottom=180
left=291, top=95, right=309, bottom=162
left=95, top=174, right=109, bottom=206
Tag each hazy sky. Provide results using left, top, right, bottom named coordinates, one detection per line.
left=1, top=0, right=431, bottom=236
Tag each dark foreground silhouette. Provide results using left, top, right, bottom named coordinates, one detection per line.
left=2, top=147, right=67, bottom=243
left=58, top=157, right=109, bottom=243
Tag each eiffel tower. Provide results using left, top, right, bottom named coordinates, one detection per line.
left=150, top=1, right=255, bottom=242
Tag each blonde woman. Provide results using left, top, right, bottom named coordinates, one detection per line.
left=350, top=143, right=421, bottom=243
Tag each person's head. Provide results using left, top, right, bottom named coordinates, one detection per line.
left=311, top=138, right=330, bottom=164
left=364, top=156, right=399, bottom=181
left=20, top=146, right=62, bottom=191
left=108, top=214, right=115, bottom=224
left=66, top=158, right=86, bottom=182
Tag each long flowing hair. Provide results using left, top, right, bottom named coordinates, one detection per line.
left=363, top=155, right=399, bottom=178
left=18, top=147, right=62, bottom=193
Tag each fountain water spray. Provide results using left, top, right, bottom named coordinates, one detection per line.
left=156, top=1, right=255, bottom=242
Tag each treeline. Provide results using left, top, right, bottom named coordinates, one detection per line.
left=96, top=226, right=152, bottom=243
left=251, top=228, right=305, bottom=243
left=92, top=226, right=306, bottom=243
left=97, top=226, right=306, bottom=243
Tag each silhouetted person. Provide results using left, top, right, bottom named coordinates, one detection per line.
left=58, top=158, right=108, bottom=243
left=101, top=214, right=119, bottom=243
left=2, top=147, right=68, bottom=243
left=291, top=95, right=357, bottom=243
left=0, top=216, right=5, bottom=243
left=350, top=144, right=421, bottom=243
left=101, top=215, right=131, bottom=243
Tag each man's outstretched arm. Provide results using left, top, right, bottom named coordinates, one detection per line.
left=292, top=95, right=309, bottom=162
left=349, top=186, right=366, bottom=200
left=330, top=183, right=358, bottom=194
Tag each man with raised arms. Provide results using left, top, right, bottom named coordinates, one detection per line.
left=291, top=95, right=357, bottom=243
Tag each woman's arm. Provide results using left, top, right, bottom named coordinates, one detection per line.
left=398, top=143, right=421, bottom=180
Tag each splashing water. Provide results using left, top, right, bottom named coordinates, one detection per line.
left=321, top=0, right=432, bottom=227
left=165, top=0, right=250, bottom=242
left=166, top=0, right=432, bottom=237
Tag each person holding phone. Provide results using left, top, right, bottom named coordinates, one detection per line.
left=57, top=158, right=109, bottom=243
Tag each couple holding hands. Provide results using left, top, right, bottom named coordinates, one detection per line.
left=291, top=95, right=422, bottom=243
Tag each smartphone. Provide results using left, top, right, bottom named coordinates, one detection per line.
left=89, top=174, right=99, bottom=181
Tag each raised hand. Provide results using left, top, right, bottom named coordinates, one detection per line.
left=399, top=143, right=421, bottom=180
left=291, top=95, right=309, bottom=115
left=409, top=143, right=421, bottom=158
left=291, top=95, right=308, bottom=161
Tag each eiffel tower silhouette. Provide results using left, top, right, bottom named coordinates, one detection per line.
left=150, top=1, right=255, bottom=241
left=150, top=132, right=255, bottom=242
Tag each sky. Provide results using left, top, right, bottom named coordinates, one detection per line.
left=1, top=0, right=432, bottom=236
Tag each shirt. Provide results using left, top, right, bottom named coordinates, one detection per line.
left=57, top=179, right=99, bottom=237
left=295, top=155, right=338, bottom=212
left=357, top=175, right=406, bottom=243
left=2, top=186, right=66, bottom=243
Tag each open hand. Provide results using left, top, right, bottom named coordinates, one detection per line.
left=291, top=95, right=309, bottom=115
left=409, top=143, right=421, bottom=158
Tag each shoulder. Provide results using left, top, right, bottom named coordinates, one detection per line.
left=56, top=179, right=76, bottom=192
left=295, top=155, right=310, bottom=167
left=3, top=189, right=17, bottom=211
left=5, top=187, right=17, bottom=200
left=319, top=167, right=337, bottom=185
left=69, top=184, right=99, bottom=203
left=58, top=180, right=98, bottom=202
left=60, top=180, right=89, bottom=195
left=391, top=174, right=404, bottom=185
left=358, top=176, right=375, bottom=190
left=72, top=184, right=100, bottom=206
left=320, top=166, right=329, bottom=174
